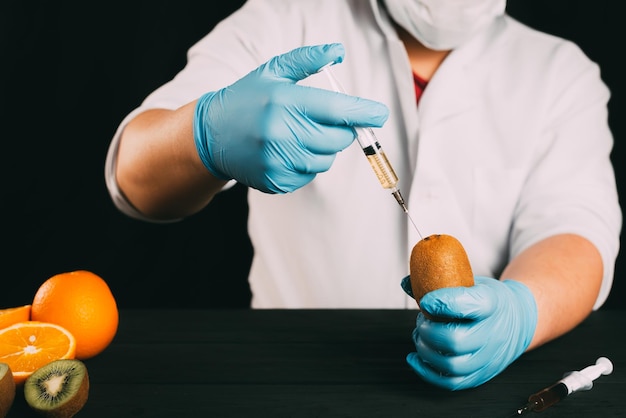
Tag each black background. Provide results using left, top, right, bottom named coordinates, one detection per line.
left=1, top=1, right=624, bottom=309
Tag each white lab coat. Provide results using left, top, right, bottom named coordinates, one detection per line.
left=105, top=0, right=621, bottom=309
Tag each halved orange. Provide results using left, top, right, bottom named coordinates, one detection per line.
left=0, top=305, right=31, bottom=330
left=0, top=321, right=76, bottom=385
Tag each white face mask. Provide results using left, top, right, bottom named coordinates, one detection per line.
left=383, top=0, right=506, bottom=50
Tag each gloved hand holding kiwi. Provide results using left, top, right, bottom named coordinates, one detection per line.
left=401, top=234, right=538, bottom=391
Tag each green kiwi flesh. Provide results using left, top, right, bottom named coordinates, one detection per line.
left=0, top=362, right=16, bottom=418
left=24, top=359, right=89, bottom=418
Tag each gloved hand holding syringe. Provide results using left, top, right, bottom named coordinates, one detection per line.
left=318, top=63, right=421, bottom=237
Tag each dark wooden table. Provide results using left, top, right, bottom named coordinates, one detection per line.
left=8, top=309, right=624, bottom=417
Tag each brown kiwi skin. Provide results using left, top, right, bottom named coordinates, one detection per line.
left=409, top=234, right=475, bottom=317
left=24, top=359, right=89, bottom=418
left=0, top=362, right=16, bottom=418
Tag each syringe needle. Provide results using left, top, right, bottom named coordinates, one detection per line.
left=408, top=213, right=423, bottom=239
left=393, top=190, right=422, bottom=239
left=514, top=402, right=534, bottom=415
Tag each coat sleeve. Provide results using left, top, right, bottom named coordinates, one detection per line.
left=509, top=38, right=621, bottom=310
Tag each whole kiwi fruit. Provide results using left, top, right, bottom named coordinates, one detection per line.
left=409, top=234, right=475, bottom=306
left=0, top=362, right=16, bottom=418
left=24, top=359, right=89, bottom=418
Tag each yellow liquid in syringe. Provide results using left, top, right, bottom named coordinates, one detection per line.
left=364, top=148, right=399, bottom=189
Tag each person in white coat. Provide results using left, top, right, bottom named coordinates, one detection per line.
left=105, top=0, right=621, bottom=390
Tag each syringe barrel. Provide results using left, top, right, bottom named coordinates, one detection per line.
left=528, top=382, right=568, bottom=412
left=356, top=126, right=399, bottom=190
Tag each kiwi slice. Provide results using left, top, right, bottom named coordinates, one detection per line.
left=24, top=359, right=89, bottom=418
left=0, top=362, right=16, bottom=418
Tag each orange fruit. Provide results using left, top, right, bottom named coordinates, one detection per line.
left=31, top=270, right=118, bottom=360
left=0, top=321, right=76, bottom=385
left=0, top=304, right=31, bottom=329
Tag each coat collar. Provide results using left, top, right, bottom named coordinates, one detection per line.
left=369, top=0, right=510, bottom=128
left=418, top=16, right=510, bottom=127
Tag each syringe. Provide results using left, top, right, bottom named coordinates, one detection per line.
left=319, top=63, right=421, bottom=237
left=513, top=357, right=613, bottom=415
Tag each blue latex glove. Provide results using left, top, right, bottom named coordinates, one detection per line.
left=400, top=275, right=538, bottom=390
left=193, top=43, right=389, bottom=193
